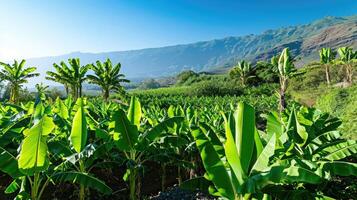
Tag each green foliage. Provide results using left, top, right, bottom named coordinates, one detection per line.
left=254, top=60, right=279, bottom=84
left=18, top=114, right=54, bottom=175
left=176, top=70, right=198, bottom=85
left=229, top=60, right=255, bottom=86
left=70, top=98, right=88, bottom=153
left=0, top=60, right=39, bottom=103
left=0, top=51, right=356, bottom=200
left=87, top=59, right=129, bottom=100
left=316, top=86, right=357, bottom=139
left=337, top=46, right=357, bottom=85
left=138, top=78, right=161, bottom=90
left=191, top=80, right=243, bottom=96
left=46, top=58, right=90, bottom=99
left=184, top=103, right=357, bottom=199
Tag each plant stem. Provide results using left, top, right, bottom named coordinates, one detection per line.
left=31, top=173, right=40, bottom=200
left=38, top=177, right=51, bottom=200
left=177, top=166, right=182, bottom=185
left=79, top=160, right=85, bottom=200
left=129, top=168, right=136, bottom=200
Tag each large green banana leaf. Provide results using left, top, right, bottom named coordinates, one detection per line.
left=199, top=122, right=224, bottom=157
left=191, top=128, right=235, bottom=199
left=224, top=110, right=245, bottom=186
left=263, top=112, right=283, bottom=138
left=306, top=131, right=341, bottom=153
left=320, top=161, right=357, bottom=176
left=254, top=128, right=264, bottom=157
left=70, top=98, right=88, bottom=153
left=235, top=102, right=256, bottom=174
left=127, top=96, right=141, bottom=129
left=109, top=109, right=138, bottom=151
left=4, top=179, right=20, bottom=194
left=0, top=147, right=23, bottom=178
left=143, top=116, right=184, bottom=141
left=286, top=109, right=308, bottom=146
left=18, top=115, right=55, bottom=175
left=54, top=97, right=69, bottom=120
left=283, top=165, right=322, bottom=184
left=323, top=140, right=357, bottom=160
left=251, top=134, right=276, bottom=174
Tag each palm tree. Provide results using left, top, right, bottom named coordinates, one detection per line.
left=319, top=48, right=336, bottom=86
left=337, top=47, right=357, bottom=86
left=46, top=58, right=89, bottom=99
left=277, top=48, right=298, bottom=112
left=229, top=60, right=255, bottom=86
left=87, top=59, right=129, bottom=101
left=0, top=60, right=39, bottom=103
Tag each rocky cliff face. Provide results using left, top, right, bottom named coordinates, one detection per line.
left=302, top=22, right=357, bottom=54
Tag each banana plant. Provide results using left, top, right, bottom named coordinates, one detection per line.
left=0, top=60, right=39, bottom=103
left=319, top=48, right=336, bottom=86
left=337, top=47, right=357, bottom=86
left=53, top=97, right=113, bottom=200
left=229, top=60, right=255, bottom=86
left=271, top=106, right=357, bottom=163
left=183, top=102, right=337, bottom=199
left=264, top=106, right=357, bottom=197
left=0, top=99, right=112, bottom=200
left=109, top=96, right=184, bottom=200
left=0, top=102, right=55, bottom=200
left=277, top=48, right=299, bottom=112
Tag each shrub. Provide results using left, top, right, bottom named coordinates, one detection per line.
left=138, top=79, right=161, bottom=90
left=316, top=86, right=357, bottom=139
left=190, top=80, right=243, bottom=96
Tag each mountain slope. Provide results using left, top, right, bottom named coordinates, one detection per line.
left=23, top=15, right=357, bottom=86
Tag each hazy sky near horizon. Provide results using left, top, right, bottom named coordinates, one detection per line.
left=1, top=0, right=356, bottom=60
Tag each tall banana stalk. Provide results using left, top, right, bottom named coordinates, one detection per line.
left=319, top=48, right=335, bottom=86
left=337, top=47, right=357, bottom=86
left=277, top=48, right=297, bottom=112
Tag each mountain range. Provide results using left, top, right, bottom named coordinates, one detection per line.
left=22, top=15, right=357, bottom=86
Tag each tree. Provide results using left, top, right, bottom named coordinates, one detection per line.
left=319, top=48, right=336, bottom=86
left=138, top=79, right=160, bottom=90
left=0, top=60, right=39, bottom=103
left=35, top=83, right=49, bottom=101
left=87, top=59, right=129, bottom=101
left=46, top=62, right=73, bottom=96
left=277, top=48, right=298, bottom=112
left=229, top=60, right=255, bottom=86
left=337, top=47, right=357, bottom=86
left=46, top=58, right=89, bottom=99
left=255, top=56, right=280, bottom=83
left=68, top=58, right=89, bottom=99
left=176, top=70, right=198, bottom=85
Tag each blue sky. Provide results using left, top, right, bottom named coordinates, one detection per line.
left=0, top=0, right=356, bottom=60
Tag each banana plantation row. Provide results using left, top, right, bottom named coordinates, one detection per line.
left=0, top=47, right=356, bottom=200
left=1, top=95, right=356, bottom=200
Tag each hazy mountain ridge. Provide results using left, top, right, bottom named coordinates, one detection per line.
left=23, top=15, right=357, bottom=86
